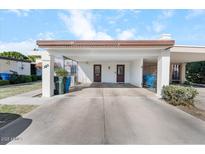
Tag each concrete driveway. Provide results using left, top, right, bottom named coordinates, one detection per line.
left=1, top=83, right=205, bottom=144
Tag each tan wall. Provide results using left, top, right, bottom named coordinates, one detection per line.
left=143, top=62, right=185, bottom=84
left=143, top=64, right=157, bottom=75
left=0, top=59, right=10, bottom=72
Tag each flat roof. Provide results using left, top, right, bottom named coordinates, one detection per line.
left=37, top=40, right=175, bottom=48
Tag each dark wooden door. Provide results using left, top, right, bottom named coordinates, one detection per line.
left=94, top=64, right=101, bottom=82
left=117, top=65, right=125, bottom=82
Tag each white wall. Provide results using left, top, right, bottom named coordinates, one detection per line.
left=42, top=54, right=54, bottom=97
left=130, top=59, right=143, bottom=87
left=157, top=50, right=170, bottom=96
left=0, top=59, right=31, bottom=75
left=78, top=61, right=130, bottom=83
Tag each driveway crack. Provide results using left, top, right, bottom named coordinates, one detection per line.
left=101, top=85, right=107, bottom=144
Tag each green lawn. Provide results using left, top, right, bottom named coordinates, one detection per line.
left=0, top=81, right=42, bottom=99
left=0, top=104, right=38, bottom=128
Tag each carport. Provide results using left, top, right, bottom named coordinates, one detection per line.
left=36, top=37, right=205, bottom=98
left=37, top=39, right=176, bottom=97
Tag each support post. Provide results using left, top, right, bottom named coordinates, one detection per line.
left=157, top=50, right=170, bottom=96
left=130, top=58, right=143, bottom=87
left=180, top=63, right=186, bottom=84
left=42, top=53, right=54, bottom=97
left=137, top=58, right=143, bottom=87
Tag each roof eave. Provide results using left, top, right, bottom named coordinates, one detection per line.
left=36, top=40, right=175, bottom=49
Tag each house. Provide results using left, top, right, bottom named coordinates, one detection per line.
left=29, top=52, right=78, bottom=77
left=0, top=56, right=31, bottom=75
left=36, top=34, right=205, bottom=97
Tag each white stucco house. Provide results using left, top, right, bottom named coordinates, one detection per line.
left=0, top=56, right=31, bottom=75
left=36, top=34, right=205, bottom=97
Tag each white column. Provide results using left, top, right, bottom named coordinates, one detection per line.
left=180, top=63, right=186, bottom=84
left=157, top=50, right=170, bottom=96
left=130, top=58, right=143, bottom=87
left=136, top=58, right=143, bottom=87
left=42, top=53, right=54, bottom=97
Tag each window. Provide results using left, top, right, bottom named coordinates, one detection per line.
left=172, top=64, right=180, bottom=81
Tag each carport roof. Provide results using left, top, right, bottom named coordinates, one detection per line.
left=37, top=40, right=175, bottom=48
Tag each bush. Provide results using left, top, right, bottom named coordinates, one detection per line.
left=18, top=75, right=26, bottom=83
left=24, top=75, right=32, bottom=82
left=162, top=85, right=198, bottom=106
left=0, top=80, right=10, bottom=86
left=10, top=74, right=33, bottom=84
left=184, top=81, right=191, bottom=85
left=31, top=75, right=38, bottom=81
left=55, top=68, right=68, bottom=77
left=10, top=74, right=19, bottom=84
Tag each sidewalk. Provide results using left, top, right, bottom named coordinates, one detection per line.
left=0, top=89, right=54, bottom=105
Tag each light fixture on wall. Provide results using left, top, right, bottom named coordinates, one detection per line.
left=20, top=63, right=24, bottom=70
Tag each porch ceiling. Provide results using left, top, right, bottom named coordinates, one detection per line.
left=48, top=48, right=163, bottom=62
left=171, top=52, right=205, bottom=63
left=170, top=46, right=205, bottom=63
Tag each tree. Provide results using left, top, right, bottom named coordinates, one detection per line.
left=186, top=61, right=205, bottom=84
left=27, top=55, right=41, bottom=62
left=0, top=51, right=29, bottom=60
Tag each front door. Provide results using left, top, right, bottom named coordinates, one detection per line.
left=94, top=64, right=101, bottom=82
left=117, top=65, right=125, bottom=83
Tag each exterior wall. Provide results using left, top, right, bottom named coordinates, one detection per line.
left=157, top=50, right=170, bottom=96
left=0, top=59, right=31, bottom=75
left=0, top=59, right=9, bottom=73
left=78, top=61, right=131, bottom=83
left=143, top=64, right=157, bottom=76
left=130, top=59, right=143, bottom=87
left=42, top=54, right=54, bottom=97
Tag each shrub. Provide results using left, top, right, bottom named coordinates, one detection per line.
left=10, top=74, right=19, bottom=84
left=0, top=80, right=10, bottom=86
left=10, top=74, right=33, bottom=84
left=55, top=68, right=68, bottom=77
left=24, top=75, right=32, bottom=82
left=184, top=81, right=191, bottom=85
left=162, top=85, right=198, bottom=106
left=18, top=75, right=26, bottom=83
left=31, top=75, right=38, bottom=81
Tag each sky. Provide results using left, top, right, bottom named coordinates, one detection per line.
left=0, top=9, right=205, bottom=54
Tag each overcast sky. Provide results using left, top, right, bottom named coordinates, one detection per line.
left=0, top=9, right=205, bottom=54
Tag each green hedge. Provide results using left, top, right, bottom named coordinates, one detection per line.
left=162, top=85, right=198, bottom=106
left=10, top=74, right=41, bottom=84
left=31, top=75, right=38, bottom=81
left=24, top=76, right=32, bottom=82
left=0, top=80, right=10, bottom=86
left=0, top=74, right=42, bottom=85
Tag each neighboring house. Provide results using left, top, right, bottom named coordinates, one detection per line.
left=0, top=56, right=31, bottom=75
left=29, top=52, right=78, bottom=77
left=36, top=34, right=205, bottom=97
